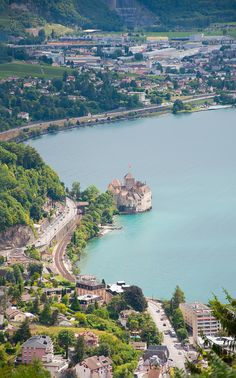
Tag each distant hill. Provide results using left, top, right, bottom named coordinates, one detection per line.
left=0, top=0, right=236, bottom=38
left=137, top=0, right=236, bottom=29
left=0, top=0, right=122, bottom=39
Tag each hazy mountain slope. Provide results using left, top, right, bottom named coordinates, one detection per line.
left=138, top=0, right=236, bottom=29
left=0, top=0, right=122, bottom=38
left=0, top=0, right=235, bottom=36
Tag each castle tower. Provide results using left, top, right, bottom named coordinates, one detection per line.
left=124, top=172, right=135, bottom=189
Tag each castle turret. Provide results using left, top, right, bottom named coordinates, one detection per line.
left=124, top=172, right=135, bottom=189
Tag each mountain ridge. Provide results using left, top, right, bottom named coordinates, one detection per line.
left=0, top=0, right=236, bottom=39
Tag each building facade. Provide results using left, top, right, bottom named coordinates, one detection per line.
left=75, top=355, right=113, bottom=378
left=76, top=275, right=109, bottom=302
left=20, top=335, right=68, bottom=377
left=179, top=302, right=220, bottom=341
left=108, top=172, right=152, bottom=214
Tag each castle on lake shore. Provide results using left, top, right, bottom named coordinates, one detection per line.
left=108, top=172, right=152, bottom=214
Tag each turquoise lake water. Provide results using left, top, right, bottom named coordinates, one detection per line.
left=28, top=108, right=236, bottom=302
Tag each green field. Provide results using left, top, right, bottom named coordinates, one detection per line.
left=0, top=61, right=72, bottom=79
left=44, top=23, right=74, bottom=37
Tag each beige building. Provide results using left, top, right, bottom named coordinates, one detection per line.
left=5, top=307, right=26, bottom=323
left=108, top=172, right=152, bottom=214
left=76, top=275, right=109, bottom=303
left=179, top=302, right=220, bottom=341
left=75, top=355, right=113, bottom=378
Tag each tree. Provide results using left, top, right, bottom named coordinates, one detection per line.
left=28, top=263, right=43, bottom=278
left=172, top=285, right=185, bottom=310
left=134, top=53, right=143, bottom=61
left=13, top=320, right=31, bottom=344
left=97, top=342, right=111, bottom=357
left=176, top=327, right=188, bottom=341
left=0, top=360, right=50, bottom=378
left=123, top=285, right=147, bottom=312
left=72, top=335, right=85, bottom=364
left=32, top=295, right=40, bottom=315
left=81, top=185, right=100, bottom=202
left=70, top=294, right=81, bottom=312
left=173, top=100, right=184, bottom=114
left=58, top=330, right=75, bottom=359
left=39, top=303, right=52, bottom=325
left=62, top=294, right=70, bottom=306
left=38, top=29, right=46, bottom=43
left=71, top=182, right=81, bottom=200
left=210, top=291, right=236, bottom=349
left=107, top=295, right=128, bottom=319
left=74, top=312, right=87, bottom=326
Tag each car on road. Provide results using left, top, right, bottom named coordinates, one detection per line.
left=178, top=352, right=182, bottom=355
left=163, top=323, right=166, bottom=326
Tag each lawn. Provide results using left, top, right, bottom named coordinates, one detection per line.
left=0, top=61, right=72, bottom=79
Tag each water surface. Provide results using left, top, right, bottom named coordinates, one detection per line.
left=28, top=109, right=236, bottom=302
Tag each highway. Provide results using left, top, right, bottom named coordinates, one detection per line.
left=35, top=197, right=77, bottom=249
left=148, top=300, right=187, bottom=371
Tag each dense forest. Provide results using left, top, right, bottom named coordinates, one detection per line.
left=139, top=0, right=236, bottom=29
left=0, top=142, right=65, bottom=231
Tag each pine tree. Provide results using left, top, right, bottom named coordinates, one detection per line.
left=39, top=303, right=52, bottom=325
left=73, top=335, right=85, bottom=364
left=70, top=294, right=81, bottom=312
left=172, top=285, right=185, bottom=310
left=13, top=320, right=31, bottom=344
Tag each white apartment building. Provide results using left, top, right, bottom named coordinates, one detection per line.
left=179, top=302, right=220, bottom=341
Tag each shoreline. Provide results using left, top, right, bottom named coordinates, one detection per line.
left=0, top=94, right=219, bottom=143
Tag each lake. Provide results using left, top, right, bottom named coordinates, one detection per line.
left=27, top=108, right=236, bottom=302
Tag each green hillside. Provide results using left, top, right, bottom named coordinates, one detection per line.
left=139, top=0, right=236, bottom=29
left=0, top=142, right=65, bottom=231
left=0, top=0, right=235, bottom=37
left=0, top=0, right=122, bottom=39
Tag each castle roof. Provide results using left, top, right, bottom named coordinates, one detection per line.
left=124, top=172, right=134, bottom=179
left=110, top=179, right=121, bottom=187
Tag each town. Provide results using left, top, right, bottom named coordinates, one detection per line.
left=0, top=29, right=236, bottom=142
left=0, top=142, right=234, bottom=377
left=0, top=3, right=236, bottom=377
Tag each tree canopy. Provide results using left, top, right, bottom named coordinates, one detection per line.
left=0, top=142, right=65, bottom=232
left=123, top=285, right=147, bottom=312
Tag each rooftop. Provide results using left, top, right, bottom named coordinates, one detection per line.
left=181, top=302, right=212, bottom=314
left=22, top=335, right=53, bottom=349
left=82, top=355, right=112, bottom=370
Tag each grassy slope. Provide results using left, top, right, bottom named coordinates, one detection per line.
left=44, top=23, right=74, bottom=37
left=0, top=61, right=72, bottom=79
